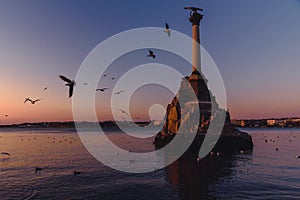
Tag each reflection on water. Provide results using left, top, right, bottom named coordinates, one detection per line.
left=165, top=153, right=244, bottom=199
left=0, top=128, right=299, bottom=199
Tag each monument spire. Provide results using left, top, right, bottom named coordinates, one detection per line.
left=184, top=7, right=203, bottom=74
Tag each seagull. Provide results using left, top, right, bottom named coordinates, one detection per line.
left=24, top=98, right=41, bottom=104
left=43, top=87, right=48, bottom=91
left=113, top=90, right=125, bottom=95
left=103, top=73, right=115, bottom=80
left=0, top=152, right=10, bottom=156
left=164, top=23, right=171, bottom=37
left=24, top=98, right=31, bottom=104
left=59, top=75, right=76, bottom=98
left=147, top=50, right=156, bottom=59
left=119, top=109, right=129, bottom=116
left=96, top=88, right=109, bottom=92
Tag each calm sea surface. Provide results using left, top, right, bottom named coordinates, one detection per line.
left=0, top=128, right=299, bottom=200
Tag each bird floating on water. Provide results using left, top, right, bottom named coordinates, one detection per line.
left=74, top=171, right=81, bottom=176
left=35, top=167, right=42, bottom=172
left=24, top=98, right=41, bottom=104
left=59, top=75, right=75, bottom=98
left=147, top=50, right=156, bottom=59
left=164, top=23, right=171, bottom=37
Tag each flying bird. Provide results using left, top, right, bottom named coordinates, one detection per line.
left=96, top=88, right=109, bottom=92
left=164, top=23, right=171, bottom=37
left=103, top=73, right=110, bottom=77
left=147, top=50, right=156, bottom=59
left=4, top=114, right=8, bottom=117
left=103, top=73, right=115, bottom=80
left=43, top=87, right=48, bottom=91
left=24, top=98, right=31, bottom=104
left=59, top=75, right=76, bottom=98
left=24, top=98, right=41, bottom=104
left=0, top=152, right=10, bottom=156
left=113, top=90, right=125, bottom=95
left=119, top=109, right=129, bottom=116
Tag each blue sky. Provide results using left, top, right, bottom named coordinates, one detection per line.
left=0, top=0, right=300, bottom=124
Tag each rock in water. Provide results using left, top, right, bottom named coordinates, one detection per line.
left=154, top=71, right=253, bottom=155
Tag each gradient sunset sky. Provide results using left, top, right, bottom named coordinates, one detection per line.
left=1, top=0, right=300, bottom=125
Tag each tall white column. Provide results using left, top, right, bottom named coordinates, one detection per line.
left=192, top=24, right=201, bottom=73
left=186, top=8, right=203, bottom=74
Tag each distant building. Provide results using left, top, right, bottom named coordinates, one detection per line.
left=231, top=120, right=245, bottom=127
left=267, top=119, right=276, bottom=126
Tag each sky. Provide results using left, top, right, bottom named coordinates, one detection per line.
left=0, top=0, right=300, bottom=125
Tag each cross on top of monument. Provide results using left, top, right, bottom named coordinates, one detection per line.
left=184, top=6, right=203, bottom=25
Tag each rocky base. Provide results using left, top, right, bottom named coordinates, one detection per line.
left=154, top=125, right=253, bottom=156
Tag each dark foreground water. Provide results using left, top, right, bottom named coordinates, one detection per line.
left=0, top=128, right=299, bottom=200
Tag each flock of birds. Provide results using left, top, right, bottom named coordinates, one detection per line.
left=1, top=22, right=171, bottom=118
left=0, top=134, right=83, bottom=176
left=57, top=23, right=171, bottom=98
left=35, top=166, right=81, bottom=176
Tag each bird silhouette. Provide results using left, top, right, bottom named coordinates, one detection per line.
left=164, top=23, right=171, bottom=37
left=35, top=167, right=42, bottom=172
left=103, top=73, right=115, bottom=80
left=73, top=171, right=81, bottom=176
left=43, top=87, right=48, bottom=91
left=96, top=88, right=109, bottom=92
left=147, top=50, right=156, bottom=59
left=4, top=114, right=8, bottom=117
left=24, top=98, right=41, bottom=104
left=119, top=109, right=129, bottom=116
left=103, top=73, right=110, bottom=77
left=0, top=152, right=10, bottom=156
left=59, top=75, right=75, bottom=98
left=113, top=90, right=125, bottom=95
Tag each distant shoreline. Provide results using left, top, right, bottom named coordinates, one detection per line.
left=0, top=121, right=156, bottom=129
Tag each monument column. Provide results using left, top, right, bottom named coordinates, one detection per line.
left=185, top=7, right=203, bottom=74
